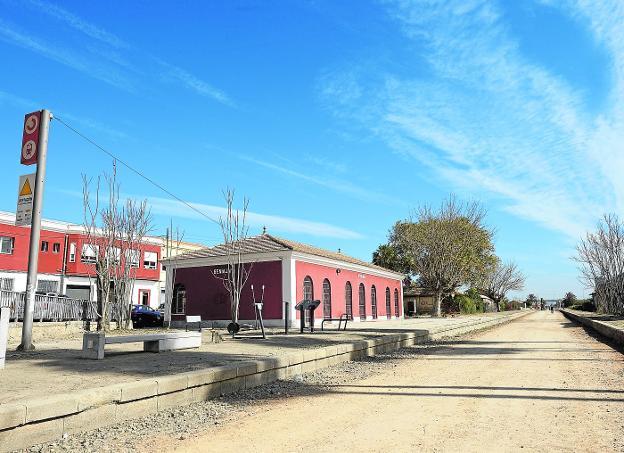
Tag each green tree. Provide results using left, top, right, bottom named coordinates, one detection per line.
left=386, top=196, right=495, bottom=317
left=525, top=293, right=538, bottom=307
left=562, top=292, right=577, bottom=307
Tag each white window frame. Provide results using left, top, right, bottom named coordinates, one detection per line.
left=144, top=251, right=158, bottom=270
left=0, top=236, right=14, bottom=255
left=107, top=247, right=121, bottom=265
left=81, top=243, right=99, bottom=264
left=126, top=249, right=140, bottom=268
left=69, top=243, right=76, bottom=262
left=52, top=242, right=60, bottom=254
left=40, top=241, right=49, bottom=252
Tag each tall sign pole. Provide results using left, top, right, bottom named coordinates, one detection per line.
left=18, top=109, right=51, bottom=351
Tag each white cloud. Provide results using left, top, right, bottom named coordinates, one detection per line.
left=0, top=19, right=134, bottom=90
left=158, top=61, right=235, bottom=107
left=239, top=155, right=405, bottom=206
left=319, top=0, right=624, bottom=241
left=24, top=0, right=128, bottom=49
left=145, top=196, right=364, bottom=240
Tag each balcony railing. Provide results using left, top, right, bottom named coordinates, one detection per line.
left=0, top=290, right=98, bottom=322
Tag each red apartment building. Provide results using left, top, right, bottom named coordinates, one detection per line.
left=163, top=234, right=404, bottom=327
left=0, top=211, right=161, bottom=306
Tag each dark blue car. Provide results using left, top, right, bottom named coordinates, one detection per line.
left=131, top=304, right=163, bottom=328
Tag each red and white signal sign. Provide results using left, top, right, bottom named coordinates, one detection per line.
left=21, top=111, right=41, bottom=165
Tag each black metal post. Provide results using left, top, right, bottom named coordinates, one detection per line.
left=284, top=301, right=289, bottom=335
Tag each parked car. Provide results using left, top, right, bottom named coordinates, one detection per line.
left=131, top=304, right=163, bottom=328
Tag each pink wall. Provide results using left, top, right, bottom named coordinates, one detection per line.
left=173, top=260, right=283, bottom=320
left=295, top=260, right=402, bottom=320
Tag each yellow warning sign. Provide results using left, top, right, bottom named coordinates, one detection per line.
left=19, top=179, right=32, bottom=196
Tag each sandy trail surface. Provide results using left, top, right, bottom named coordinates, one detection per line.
left=162, top=311, right=624, bottom=452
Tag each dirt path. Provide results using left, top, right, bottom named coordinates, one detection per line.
left=160, top=311, right=624, bottom=452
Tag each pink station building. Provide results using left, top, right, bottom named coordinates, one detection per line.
left=163, top=234, right=404, bottom=327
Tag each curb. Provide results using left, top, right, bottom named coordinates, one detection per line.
left=0, top=311, right=529, bottom=451
left=561, top=309, right=624, bottom=345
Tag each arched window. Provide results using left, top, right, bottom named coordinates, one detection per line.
left=322, top=279, right=332, bottom=320
left=385, top=287, right=391, bottom=319
left=172, top=284, right=186, bottom=314
left=303, top=276, right=314, bottom=301
left=394, top=288, right=400, bottom=318
left=345, top=282, right=353, bottom=320
left=358, top=283, right=366, bottom=320
left=303, top=276, right=313, bottom=324
left=371, top=285, right=378, bottom=319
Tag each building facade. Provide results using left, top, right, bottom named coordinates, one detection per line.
left=163, top=234, right=404, bottom=327
left=0, top=211, right=161, bottom=306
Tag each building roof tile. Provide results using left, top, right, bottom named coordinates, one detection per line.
left=172, top=234, right=402, bottom=276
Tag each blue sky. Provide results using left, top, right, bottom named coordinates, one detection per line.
left=1, top=0, right=621, bottom=300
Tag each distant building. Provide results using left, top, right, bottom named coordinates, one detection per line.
left=0, top=211, right=162, bottom=306
left=403, top=287, right=436, bottom=316
left=163, top=234, right=404, bottom=327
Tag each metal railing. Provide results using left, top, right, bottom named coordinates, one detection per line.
left=0, top=290, right=98, bottom=322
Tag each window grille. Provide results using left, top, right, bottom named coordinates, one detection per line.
left=345, top=282, right=353, bottom=320
left=0, top=278, right=14, bottom=291
left=386, top=287, right=391, bottom=319
left=394, top=289, right=400, bottom=317
left=322, top=279, right=332, bottom=320
left=0, top=237, right=14, bottom=255
left=303, top=276, right=313, bottom=324
left=37, top=279, right=58, bottom=293
left=358, top=283, right=366, bottom=320
left=173, top=284, right=186, bottom=314
left=371, top=285, right=378, bottom=319
left=40, top=241, right=49, bottom=252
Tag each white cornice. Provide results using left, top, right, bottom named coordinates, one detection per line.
left=290, top=251, right=404, bottom=281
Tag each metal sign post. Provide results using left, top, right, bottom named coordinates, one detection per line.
left=17, top=109, right=51, bottom=351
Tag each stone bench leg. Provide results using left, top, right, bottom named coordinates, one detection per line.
left=82, top=332, right=105, bottom=360
left=143, top=340, right=161, bottom=352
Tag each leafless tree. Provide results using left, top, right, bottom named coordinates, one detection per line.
left=82, top=163, right=152, bottom=330
left=479, top=260, right=525, bottom=311
left=163, top=221, right=185, bottom=328
left=214, top=188, right=251, bottom=326
left=576, top=214, right=624, bottom=315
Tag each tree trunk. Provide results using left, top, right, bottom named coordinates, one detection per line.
left=433, top=291, right=442, bottom=317
left=494, top=299, right=501, bottom=312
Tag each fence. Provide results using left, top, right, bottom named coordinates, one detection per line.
left=0, top=290, right=98, bottom=322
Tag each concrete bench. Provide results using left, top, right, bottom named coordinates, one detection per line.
left=185, top=315, right=202, bottom=332
left=82, top=331, right=202, bottom=360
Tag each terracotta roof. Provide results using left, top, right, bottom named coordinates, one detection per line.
left=171, top=234, right=402, bottom=276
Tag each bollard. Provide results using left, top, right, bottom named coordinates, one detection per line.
left=0, top=307, right=9, bottom=369
left=284, top=301, right=289, bottom=335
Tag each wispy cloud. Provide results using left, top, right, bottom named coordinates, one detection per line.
left=319, top=0, right=624, bottom=240
left=1, top=2, right=233, bottom=106
left=145, top=196, right=364, bottom=240
left=0, top=19, right=134, bottom=90
left=24, top=0, right=128, bottom=49
left=239, top=154, right=405, bottom=206
left=56, top=189, right=364, bottom=239
left=158, top=61, right=235, bottom=107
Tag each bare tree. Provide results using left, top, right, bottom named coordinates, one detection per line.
left=82, top=163, right=152, bottom=330
left=576, top=214, right=624, bottom=315
left=163, top=220, right=185, bottom=328
left=479, top=260, right=525, bottom=311
left=214, top=189, right=251, bottom=328
left=389, top=196, right=495, bottom=316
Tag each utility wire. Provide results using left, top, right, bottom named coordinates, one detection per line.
left=53, top=116, right=220, bottom=226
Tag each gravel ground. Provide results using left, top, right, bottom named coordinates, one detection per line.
left=25, top=343, right=429, bottom=453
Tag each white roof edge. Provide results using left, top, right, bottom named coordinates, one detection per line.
left=290, top=251, right=404, bottom=280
